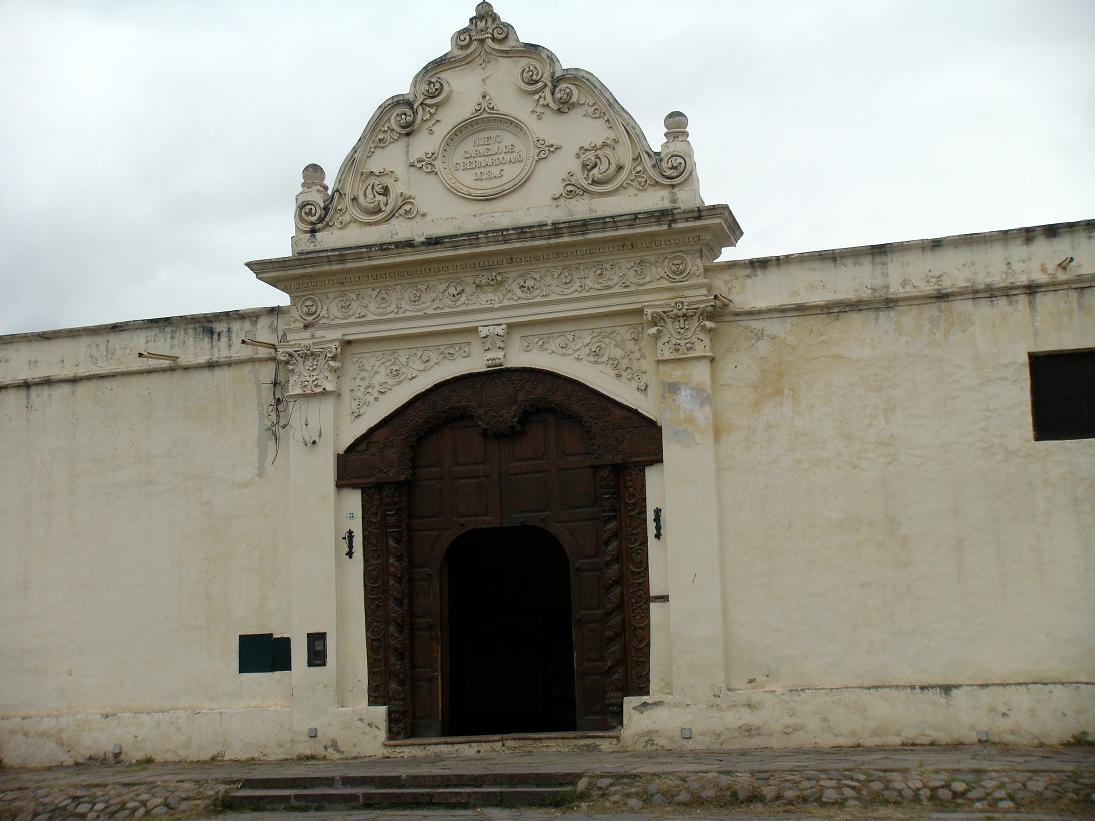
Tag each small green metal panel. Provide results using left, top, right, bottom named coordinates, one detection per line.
left=239, top=633, right=292, bottom=673
left=272, top=636, right=291, bottom=672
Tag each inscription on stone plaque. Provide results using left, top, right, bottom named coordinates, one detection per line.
left=437, top=114, right=536, bottom=199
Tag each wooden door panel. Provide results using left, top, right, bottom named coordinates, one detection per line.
left=506, top=474, right=551, bottom=516
left=402, top=408, right=646, bottom=735
left=408, top=417, right=503, bottom=736
left=409, top=478, right=442, bottom=518
left=557, top=417, right=591, bottom=456
left=451, top=421, right=489, bottom=465
left=451, top=476, right=493, bottom=517
left=559, top=467, right=597, bottom=509
left=508, top=417, right=549, bottom=460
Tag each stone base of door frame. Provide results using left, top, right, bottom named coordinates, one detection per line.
left=620, top=682, right=1094, bottom=750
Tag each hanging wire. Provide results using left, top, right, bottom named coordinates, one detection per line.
left=260, top=307, right=324, bottom=459
left=262, top=308, right=296, bottom=464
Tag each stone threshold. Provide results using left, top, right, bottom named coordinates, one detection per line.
left=383, top=730, right=620, bottom=747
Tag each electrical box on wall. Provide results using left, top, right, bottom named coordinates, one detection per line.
left=307, top=632, right=327, bottom=667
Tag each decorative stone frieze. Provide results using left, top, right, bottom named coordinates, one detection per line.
left=349, top=343, right=471, bottom=418
left=289, top=250, right=704, bottom=327
left=277, top=340, right=342, bottom=397
left=644, top=298, right=721, bottom=360
left=520, top=325, right=647, bottom=392
left=478, top=324, right=507, bottom=368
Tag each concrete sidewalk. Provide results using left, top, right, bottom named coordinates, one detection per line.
left=1, top=745, right=1092, bottom=820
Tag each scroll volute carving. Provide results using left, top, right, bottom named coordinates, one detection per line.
left=338, top=368, right=661, bottom=487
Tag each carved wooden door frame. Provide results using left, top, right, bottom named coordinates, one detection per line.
left=337, top=368, right=661, bottom=738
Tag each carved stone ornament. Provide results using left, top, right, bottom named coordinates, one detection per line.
left=278, top=340, right=342, bottom=397
left=350, top=343, right=471, bottom=418
left=413, top=93, right=561, bottom=200
left=521, top=326, right=647, bottom=392
left=644, top=298, right=721, bottom=360
left=478, top=324, right=507, bottom=368
left=292, top=3, right=698, bottom=239
left=290, top=251, right=702, bottom=326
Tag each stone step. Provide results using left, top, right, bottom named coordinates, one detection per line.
left=240, top=770, right=580, bottom=790
left=224, top=784, right=573, bottom=809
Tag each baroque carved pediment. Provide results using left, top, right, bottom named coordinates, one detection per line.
left=292, top=3, right=705, bottom=253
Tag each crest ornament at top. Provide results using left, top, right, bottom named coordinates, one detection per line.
left=454, top=2, right=513, bottom=50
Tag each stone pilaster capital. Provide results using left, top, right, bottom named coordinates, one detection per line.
left=644, top=297, right=721, bottom=360
left=277, top=339, right=342, bottom=397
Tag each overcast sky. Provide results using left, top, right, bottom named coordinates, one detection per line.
left=1, top=0, right=1092, bottom=335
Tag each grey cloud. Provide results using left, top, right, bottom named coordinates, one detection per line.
left=1, top=0, right=1092, bottom=334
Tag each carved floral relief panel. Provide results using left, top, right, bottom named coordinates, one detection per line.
left=349, top=342, right=471, bottom=419
left=520, top=325, right=647, bottom=393
left=644, top=297, right=722, bottom=360
left=278, top=340, right=342, bottom=397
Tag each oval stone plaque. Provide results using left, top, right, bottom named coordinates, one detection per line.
left=437, top=114, right=535, bottom=199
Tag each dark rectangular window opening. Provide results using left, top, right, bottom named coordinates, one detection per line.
left=307, top=632, right=327, bottom=667
left=1029, top=349, right=1095, bottom=441
left=238, top=633, right=291, bottom=674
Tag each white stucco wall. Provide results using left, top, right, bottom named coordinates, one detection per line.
left=2, top=223, right=1092, bottom=765
left=708, top=223, right=1095, bottom=691
left=0, top=309, right=295, bottom=763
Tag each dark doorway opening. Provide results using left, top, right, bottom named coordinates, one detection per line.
left=443, top=526, right=577, bottom=736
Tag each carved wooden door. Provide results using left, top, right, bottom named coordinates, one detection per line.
left=406, top=411, right=614, bottom=735
left=342, top=368, right=660, bottom=740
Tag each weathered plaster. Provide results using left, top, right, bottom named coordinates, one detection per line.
left=710, top=229, right=1094, bottom=693
left=622, top=683, right=1095, bottom=750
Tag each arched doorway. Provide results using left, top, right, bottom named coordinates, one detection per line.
left=338, top=368, right=661, bottom=739
left=443, top=526, right=576, bottom=736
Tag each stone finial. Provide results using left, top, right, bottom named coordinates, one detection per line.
left=660, top=111, right=695, bottom=181
left=296, top=164, right=330, bottom=231
left=301, top=163, right=328, bottom=192
left=663, top=111, right=690, bottom=143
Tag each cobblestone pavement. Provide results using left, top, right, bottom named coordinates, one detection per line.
left=5, top=746, right=1092, bottom=788
left=1, top=746, right=1092, bottom=820
left=190, top=812, right=1087, bottom=820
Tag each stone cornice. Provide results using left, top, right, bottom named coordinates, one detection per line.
left=248, top=205, right=740, bottom=295
left=712, top=271, right=1095, bottom=323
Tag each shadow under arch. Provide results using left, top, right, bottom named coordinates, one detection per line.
left=337, top=367, right=661, bottom=739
